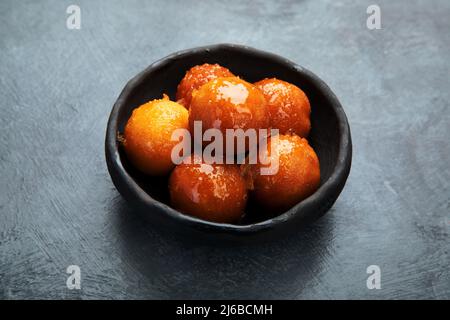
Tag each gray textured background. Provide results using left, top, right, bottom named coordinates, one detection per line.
left=1, top=0, right=449, bottom=299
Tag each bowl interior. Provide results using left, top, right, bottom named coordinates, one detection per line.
left=114, top=45, right=341, bottom=225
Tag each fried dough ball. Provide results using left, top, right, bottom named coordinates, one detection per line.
left=189, top=76, right=269, bottom=153
left=169, top=156, right=247, bottom=223
left=176, top=63, right=234, bottom=108
left=245, top=134, right=320, bottom=212
left=123, top=95, right=189, bottom=176
left=255, top=78, right=311, bottom=137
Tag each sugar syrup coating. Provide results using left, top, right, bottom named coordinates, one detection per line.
left=255, top=78, right=311, bottom=137
left=244, top=134, right=320, bottom=212
left=169, top=156, right=248, bottom=223
left=176, top=63, right=234, bottom=108
left=123, top=95, right=189, bottom=176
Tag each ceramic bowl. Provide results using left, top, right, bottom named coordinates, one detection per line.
left=105, top=44, right=352, bottom=241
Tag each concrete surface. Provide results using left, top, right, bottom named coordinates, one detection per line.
left=0, top=0, right=449, bottom=299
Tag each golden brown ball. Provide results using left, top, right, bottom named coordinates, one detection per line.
left=189, top=76, right=269, bottom=153
left=245, top=134, right=320, bottom=212
left=176, top=63, right=234, bottom=108
left=255, top=78, right=311, bottom=137
left=169, top=156, right=248, bottom=223
left=123, top=95, right=189, bottom=176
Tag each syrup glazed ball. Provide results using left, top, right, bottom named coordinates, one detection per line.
left=189, top=76, right=269, bottom=150
left=245, top=134, right=320, bottom=212
left=176, top=63, right=234, bottom=108
left=255, top=78, right=311, bottom=137
left=123, top=95, right=189, bottom=176
left=169, top=156, right=247, bottom=223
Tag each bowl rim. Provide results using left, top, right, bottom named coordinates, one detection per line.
left=105, top=43, right=352, bottom=234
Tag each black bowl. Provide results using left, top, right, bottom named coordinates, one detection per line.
left=105, top=44, right=352, bottom=241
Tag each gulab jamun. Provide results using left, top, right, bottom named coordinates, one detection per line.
left=123, top=95, right=189, bottom=176
left=255, top=78, right=311, bottom=137
left=189, top=76, right=269, bottom=154
left=176, top=63, right=234, bottom=108
left=245, top=134, right=320, bottom=212
left=169, top=156, right=248, bottom=223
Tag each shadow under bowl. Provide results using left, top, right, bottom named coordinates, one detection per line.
left=105, top=43, right=352, bottom=241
